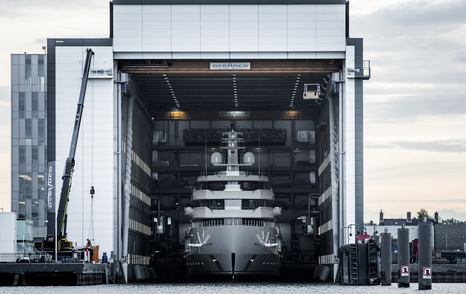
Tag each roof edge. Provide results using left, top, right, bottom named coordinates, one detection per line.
left=112, top=0, right=347, bottom=5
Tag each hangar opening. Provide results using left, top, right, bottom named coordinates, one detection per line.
left=117, top=59, right=342, bottom=280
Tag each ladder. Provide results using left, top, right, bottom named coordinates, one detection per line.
left=367, top=239, right=379, bottom=284
left=349, top=244, right=359, bottom=285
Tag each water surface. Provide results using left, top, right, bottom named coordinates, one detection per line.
left=2, top=283, right=465, bottom=294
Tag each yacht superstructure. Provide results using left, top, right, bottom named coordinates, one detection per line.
left=184, top=126, right=282, bottom=276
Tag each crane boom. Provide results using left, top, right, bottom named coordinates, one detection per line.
left=56, top=49, right=94, bottom=238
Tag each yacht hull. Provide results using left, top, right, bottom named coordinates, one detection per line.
left=186, top=225, right=280, bottom=276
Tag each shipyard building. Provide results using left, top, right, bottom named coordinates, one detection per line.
left=12, top=0, right=369, bottom=281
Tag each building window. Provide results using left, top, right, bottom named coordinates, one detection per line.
left=32, top=92, right=38, bottom=111
left=32, top=93, right=38, bottom=119
left=19, top=173, right=32, bottom=206
left=39, top=77, right=45, bottom=92
left=25, top=119, right=32, bottom=138
left=38, top=174, right=45, bottom=196
left=38, top=56, right=45, bottom=80
left=32, top=201, right=39, bottom=218
left=19, top=146, right=26, bottom=164
left=19, top=92, right=25, bottom=118
left=38, top=119, right=45, bottom=143
left=32, top=146, right=38, bottom=168
left=25, top=61, right=32, bottom=85
left=18, top=201, right=26, bottom=219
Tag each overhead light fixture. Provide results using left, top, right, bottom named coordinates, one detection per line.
left=169, top=110, right=185, bottom=120
left=286, top=110, right=299, bottom=118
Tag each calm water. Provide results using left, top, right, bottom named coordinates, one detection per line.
left=1, top=283, right=465, bottom=294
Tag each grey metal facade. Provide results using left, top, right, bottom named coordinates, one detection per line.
left=11, top=54, right=48, bottom=240
left=347, top=38, right=365, bottom=226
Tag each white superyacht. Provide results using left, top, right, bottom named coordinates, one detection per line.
left=184, top=126, right=282, bottom=277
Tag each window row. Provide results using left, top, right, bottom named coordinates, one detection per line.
left=12, top=118, right=46, bottom=139
left=194, top=218, right=267, bottom=227
left=131, top=184, right=151, bottom=207
left=193, top=199, right=274, bottom=210
left=131, top=149, right=151, bottom=177
left=128, top=218, right=152, bottom=236
left=128, top=254, right=150, bottom=265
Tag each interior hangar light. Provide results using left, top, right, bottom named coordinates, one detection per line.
left=286, top=110, right=299, bottom=119
left=169, top=110, right=186, bottom=120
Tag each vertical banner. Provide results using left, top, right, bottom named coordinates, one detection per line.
left=46, top=161, right=56, bottom=236
left=47, top=161, right=56, bottom=212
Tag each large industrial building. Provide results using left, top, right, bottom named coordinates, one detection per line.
left=12, top=0, right=370, bottom=281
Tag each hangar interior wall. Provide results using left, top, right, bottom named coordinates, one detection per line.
left=121, top=84, right=153, bottom=266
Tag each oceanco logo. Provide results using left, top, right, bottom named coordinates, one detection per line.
left=47, top=165, right=54, bottom=209
left=210, top=62, right=251, bottom=71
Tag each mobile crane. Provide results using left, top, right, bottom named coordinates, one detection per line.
left=35, top=49, right=94, bottom=259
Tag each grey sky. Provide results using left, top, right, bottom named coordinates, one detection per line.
left=0, top=0, right=465, bottom=221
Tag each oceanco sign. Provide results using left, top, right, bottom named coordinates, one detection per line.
left=47, top=162, right=55, bottom=212
left=210, top=62, right=251, bottom=71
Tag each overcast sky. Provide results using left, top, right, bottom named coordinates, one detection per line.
left=0, top=0, right=465, bottom=221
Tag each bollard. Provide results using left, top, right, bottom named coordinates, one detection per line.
left=398, top=225, right=410, bottom=288
left=418, top=220, right=433, bottom=290
left=380, top=230, right=392, bottom=285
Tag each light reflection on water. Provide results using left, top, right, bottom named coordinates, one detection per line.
left=1, top=283, right=465, bottom=294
